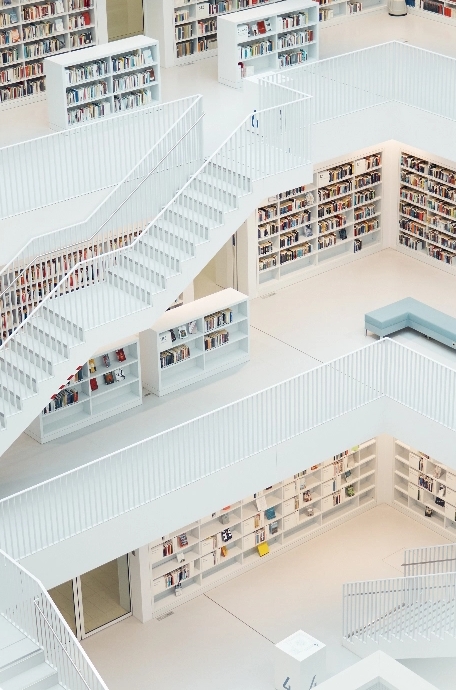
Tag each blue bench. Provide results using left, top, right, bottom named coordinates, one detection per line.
left=365, top=298, right=456, bottom=349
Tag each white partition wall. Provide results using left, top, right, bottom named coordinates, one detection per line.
left=45, top=36, right=160, bottom=129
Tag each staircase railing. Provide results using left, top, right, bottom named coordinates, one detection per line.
left=403, top=543, right=456, bottom=576
left=0, top=94, right=204, bottom=333
left=342, top=572, right=456, bottom=644
left=0, top=93, right=312, bottom=423
left=0, top=97, right=197, bottom=220
left=0, top=548, right=108, bottom=690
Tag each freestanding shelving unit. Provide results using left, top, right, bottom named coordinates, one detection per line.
left=140, top=288, right=249, bottom=397
left=393, top=439, right=456, bottom=540
left=25, top=336, right=142, bottom=443
left=397, top=150, right=456, bottom=273
left=217, top=0, right=319, bottom=88
left=407, top=0, right=456, bottom=27
left=0, top=0, right=107, bottom=109
left=148, top=439, right=377, bottom=614
left=256, top=150, right=383, bottom=292
left=44, top=35, right=160, bottom=129
left=317, top=0, right=385, bottom=24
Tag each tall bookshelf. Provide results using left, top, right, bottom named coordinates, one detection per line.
left=25, top=336, right=142, bottom=442
left=0, top=0, right=107, bottom=109
left=148, top=439, right=376, bottom=614
left=397, top=151, right=456, bottom=272
left=393, top=440, right=456, bottom=540
left=256, top=150, right=383, bottom=291
left=45, top=36, right=160, bottom=128
left=217, top=0, right=318, bottom=88
left=140, top=288, right=249, bottom=396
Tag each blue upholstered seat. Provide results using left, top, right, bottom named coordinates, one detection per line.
left=365, top=298, right=456, bottom=348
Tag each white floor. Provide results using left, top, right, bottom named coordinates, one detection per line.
left=81, top=504, right=456, bottom=690
left=2, top=248, right=456, bottom=495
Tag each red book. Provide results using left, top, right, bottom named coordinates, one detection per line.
left=257, top=20, right=266, bottom=33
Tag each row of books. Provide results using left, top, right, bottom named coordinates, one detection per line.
left=67, top=99, right=110, bottom=124
left=319, top=214, right=346, bottom=233
left=113, top=88, right=154, bottom=112
left=327, top=162, right=353, bottom=182
left=163, top=563, right=191, bottom=589
left=43, top=387, right=79, bottom=414
left=280, top=242, right=311, bottom=263
left=429, top=163, right=456, bottom=186
left=258, top=255, right=277, bottom=271
left=112, top=49, right=153, bottom=73
left=348, top=1, right=362, bottom=12
left=399, top=233, right=424, bottom=250
left=67, top=80, right=107, bottom=105
left=160, top=343, right=190, bottom=368
left=354, top=203, right=376, bottom=221
left=319, top=8, right=334, bottom=20
left=401, top=154, right=427, bottom=174
left=318, top=180, right=352, bottom=201
left=204, top=329, right=229, bottom=350
left=176, top=39, right=194, bottom=57
left=400, top=170, right=426, bottom=189
left=174, top=10, right=190, bottom=23
left=198, top=18, right=217, bottom=34
left=399, top=202, right=425, bottom=221
left=399, top=218, right=425, bottom=237
left=0, top=47, right=19, bottom=63
left=22, top=19, right=65, bottom=40
left=197, top=36, right=216, bottom=51
left=354, top=219, right=379, bottom=236
left=400, top=187, right=426, bottom=207
left=175, top=24, right=193, bottom=40
left=113, top=68, right=155, bottom=93
left=280, top=229, right=300, bottom=248
left=280, top=212, right=312, bottom=231
left=66, top=59, right=108, bottom=85
left=69, top=12, right=92, bottom=30
left=69, top=31, right=93, bottom=48
left=280, top=11, right=308, bottom=29
left=354, top=188, right=376, bottom=205
left=355, top=171, right=381, bottom=189
left=258, top=221, right=278, bottom=238
left=237, top=18, right=271, bottom=38
left=0, top=61, right=43, bottom=83
left=279, top=197, right=310, bottom=215
left=0, top=76, right=43, bottom=99
left=22, top=1, right=65, bottom=21
left=278, top=185, right=306, bottom=199
left=258, top=204, right=277, bottom=222
left=277, top=29, right=313, bottom=49
left=428, top=197, right=456, bottom=219
left=428, top=180, right=456, bottom=202
left=278, top=49, right=307, bottom=68
left=24, top=37, right=65, bottom=57
left=428, top=244, right=455, bottom=263
left=238, top=39, right=272, bottom=60
left=0, top=11, right=18, bottom=26
left=318, top=196, right=352, bottom=218
left=318, top=233, right=336, bottom=249
left=204, top=308, right=233, bottom=331
left=259, top=240, right=274, bottom=255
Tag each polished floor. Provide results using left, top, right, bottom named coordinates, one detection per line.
left=81, top=504, right=456, bottom=690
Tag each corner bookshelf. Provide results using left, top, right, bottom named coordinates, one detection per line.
left=44, top=35, right=160, bottom=129
left=393, top=439, right=456, bottom=540
left=148, top=438, right=377, bottom=614
left=407, top=0, right=456, bottom=26
left=317, top=0, right=385, bottom=23
left=257, top=150, right=383, bottom=292
left=25, top=336, right=142, bottom=443
left=217, top=0, right=319, bottom=88
left=0, top=0, right=107, bottom=109
left=140, top=288, right=249, bottom=397
left=397, top=151, right=456, bottom=273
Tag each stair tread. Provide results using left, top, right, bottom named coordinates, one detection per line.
left=1, top=661, right=56, bottom=690
left=136, top=226, right=197, bottom=254
left=108, top=264, right=164, bottom=294
left=0, top=640, right=40, bottom=672
left=198, top=169, right=251, bottom=196
left=29, top=315, right=82, bottom=349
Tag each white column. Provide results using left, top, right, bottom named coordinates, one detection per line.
left=129, top=547, right=153, bottom=622
left=274, top=631, right=326, bottom=690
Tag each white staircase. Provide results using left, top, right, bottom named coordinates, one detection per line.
left=0, top=96, right=311, bottom=456
left=343, top=543, right=456, bottom=658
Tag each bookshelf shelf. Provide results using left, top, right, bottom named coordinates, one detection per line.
left=393, top=439, right=456, bottom=539
left=397, top=151, right=456, bottom=269
left=25, top=336, right=142, bottom=443
left=217, top=0, right=319, bottom=88
left=147, top=438, right=377, bottom=615
left=44, top=35, right=160, bottom=129
left=255, top=150, right=383, bottom=292
left=140, top=289, right=249, bottom=397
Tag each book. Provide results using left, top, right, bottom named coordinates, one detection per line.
left=104, top=372, right=114, bottom=385
left=257, top=542, right=269, bottom=557
left=90, top=378, right=98, bottom=391
left=102, top=353, right=110, bottom=367
left=116, top=348, right=126, bottom=362
left=256, top=495, right=267, bottom=511
left=88, top=358, right=96, bottom=373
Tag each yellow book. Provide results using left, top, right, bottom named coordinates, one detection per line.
left=257, top=542, right=269, bottom=557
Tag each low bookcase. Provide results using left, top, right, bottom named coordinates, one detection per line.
left=44, top=35, right=160, bottom=129
left=148, top=438, right=377, bottom=614
left=393, top=439, right=456, bottom=540
left=140, top=288, right=249, bottom=397
left=256, top=149, right=383, bottom=293
left=217, top=0, right=319, bottom=88
left=26, top=336, right=142, bottom=443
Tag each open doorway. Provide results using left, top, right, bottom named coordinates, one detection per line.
left=106, top=0, right=144, bottom=41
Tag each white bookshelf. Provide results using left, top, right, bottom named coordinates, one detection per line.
left=0, top=0, right=107, bottom=109
left=407, top=1, right=456, bottom=26
left=44, top=35, right=160, bottom=129
left=256, top=150, right=383, bottom=291
left=25, top=336, right=142, bottom=442
left=317, top=0, right=385, bottom=23
left=140, top=288, right=249, bottom=397
left=393, top=439, right=456, bottom=540
left=397, top=150, right=456, bottom=272
left=148, top=439, right=377, bottom=614
left=217, top=0, right=318, bottom=88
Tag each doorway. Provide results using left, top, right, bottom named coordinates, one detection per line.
left=48, top=555, right=132, bottom=640
left=106, top=0, right=143, bottom=41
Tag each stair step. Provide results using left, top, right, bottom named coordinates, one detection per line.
left=166, top=201, right=222, bottom=233
left=158, top=210, right=211, bottom=243
left=106, top=264, right=156, bottom=304
left=204, top=162, right=252, bottom=194
left=185, top=179, right=240, bottom=210
left=135, top=224, right=197, bottom=259
left=0, top=650, right=44, bottom=684
left=180, top=188, right=234, bottom=216
left=198, top=168, right=251, bottom=197
left=1, top=661, right=58, bottom=690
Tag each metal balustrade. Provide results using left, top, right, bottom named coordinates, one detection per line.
left=0, top=549, right=108, bottom=690
left=403, top=543, right=456, bottom=576
left=3, top=338, right=456, bottom=560
left=0, top=97, right=198, bottom=220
